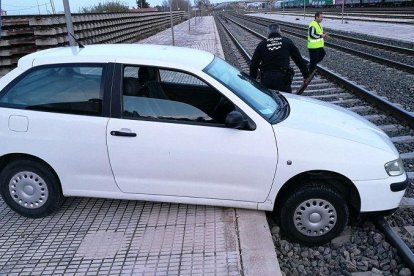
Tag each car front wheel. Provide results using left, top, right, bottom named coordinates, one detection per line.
left=279, top=185, right=349, bottom=246
left=0, top=160, right=64, bottom=218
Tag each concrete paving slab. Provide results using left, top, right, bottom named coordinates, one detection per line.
left=236, top=209, right=282, bottom=276
left=249, top=13, right=414, bottom=43
left=400, top=197, right=414, bottom=207
left=139, top=16, right=225, bottom=59
left=0, top=199, right=241, bottom=275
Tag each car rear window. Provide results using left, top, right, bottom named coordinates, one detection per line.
left=0, top=65, right=105, bottom=116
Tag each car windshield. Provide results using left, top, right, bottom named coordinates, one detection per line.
left=203, top=57, right=281, bottom=121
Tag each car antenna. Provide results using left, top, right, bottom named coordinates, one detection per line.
left=69, top=32, right=85, bottom=48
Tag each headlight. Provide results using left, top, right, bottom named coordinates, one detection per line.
left=384, top=158, right=405, bottom=176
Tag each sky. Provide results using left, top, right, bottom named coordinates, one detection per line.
left=1, top=0, right=222, bottom=15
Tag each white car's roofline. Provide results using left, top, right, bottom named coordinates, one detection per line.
left=18, top=44, right=215, bottom=71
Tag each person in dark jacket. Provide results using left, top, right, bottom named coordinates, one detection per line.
left=250, top=23, right=309, bottom=93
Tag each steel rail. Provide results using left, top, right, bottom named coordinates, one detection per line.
left=218, top=17, right=252, bottom=61
left=221, top=14, right=414, bottom=128
left=263, top=11, right=414, bottom=22
left=229, top=14, right=414, bottom=74
left=375, top=218, right=414, bottom=272
left=264, top=7, right=414, bottom=13
left=246, top=14, right=414, bottom=56
left=249, top=10, right=414, bottom=25
left=227, top=13, right=414, bottom=74
left=272, top=11, right=414, bottom=17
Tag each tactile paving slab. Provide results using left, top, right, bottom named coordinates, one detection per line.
left=0, top=198, right=241, bottom=275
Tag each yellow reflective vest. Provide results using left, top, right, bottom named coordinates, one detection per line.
left=307, top=20, right=324, bottom=49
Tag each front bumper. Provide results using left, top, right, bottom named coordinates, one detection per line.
left=354, top=173, right=408, bottom=212
left=390, top=178, right=409, bottom=192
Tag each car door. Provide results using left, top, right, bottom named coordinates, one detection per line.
left=106, top=64, right=277, bottom=203
left=0, top=64, right=117, bottom=196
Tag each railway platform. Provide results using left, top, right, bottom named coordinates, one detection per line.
left=0, top=16, right=282, bottom=276
left=250, top=13, right=414, bottom=43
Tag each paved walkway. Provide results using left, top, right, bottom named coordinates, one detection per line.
left=0, top=17, right=281, bottom=276
left=250, top=13, right=414, bottom=43
left=139, top=16, right=225, bottom=58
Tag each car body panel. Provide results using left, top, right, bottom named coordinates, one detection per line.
left=18, top=45, right=214, bottom=72
left=0, top=45, right=406, bottom=214
left=275, top=93, right=399, bottom=180
left=0, top=108, right=118, bottom=194
left=107, top=117, right=277, bottom=202
left=0, top=68, right=24, bottom=91
left=262, top=93, right=403, bottom=211
left=354, top=175, right=407, bottom=211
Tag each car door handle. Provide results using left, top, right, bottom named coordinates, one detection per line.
left=110, top=131, right=137, bottom=137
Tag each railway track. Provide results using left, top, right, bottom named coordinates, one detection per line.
left=256, top=7, right=414, bottom=24
left=228, top=13, right=414, bottom=74
left=214, top=13, right=414, bottom=273
left=246, top=13, right=414, bottom=55
left=224, top=13, right=414, bottom=126
left=270, top=7, right=414, bottom=13
left=263, top=11, right=414, bottom=24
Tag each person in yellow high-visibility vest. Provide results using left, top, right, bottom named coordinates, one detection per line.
left=308, top=12, right=327, bottom=74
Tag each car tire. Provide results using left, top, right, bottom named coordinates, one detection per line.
left=279, top=184, right=349, bottom=246
left=0, top=160, right=64, bottom=218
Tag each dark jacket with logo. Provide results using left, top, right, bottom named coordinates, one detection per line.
left=250, top=33, right=309, bottom=81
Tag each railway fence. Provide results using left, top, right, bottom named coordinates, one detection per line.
left=0, top=11, right=186, bottom=77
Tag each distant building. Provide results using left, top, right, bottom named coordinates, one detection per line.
left=1, top=9, right=7, bottom=16
left=130, top=8, right=159, bottom=12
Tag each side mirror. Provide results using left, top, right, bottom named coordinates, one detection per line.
left=225, top=111, right=245, bottom=129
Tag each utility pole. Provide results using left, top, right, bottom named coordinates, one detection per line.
left=188, top=0, right=191, bottom=31
left=169, top=0, right=175, bottom=45
left=63, top=0, right=76, bottom=46
left=341, top=0, right=345, bottom=24
left=303, top=0, right=305, bottom=20
left=50, top=0, right=56, bottom=14
left=0, top=0, right=2, bottom=39
left=36, top=0, right=41, bottom=15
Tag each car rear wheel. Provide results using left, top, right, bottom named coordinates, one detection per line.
left=279, top=184, right=349, bottom=246
left=0, top=160, right=64, bottom=218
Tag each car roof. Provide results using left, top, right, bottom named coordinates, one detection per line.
left=18, top=44, right=216, bottom=71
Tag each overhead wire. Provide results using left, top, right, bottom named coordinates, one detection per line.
left=2, top=1, right=49, bottom=13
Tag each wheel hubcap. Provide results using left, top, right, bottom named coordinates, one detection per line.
left=9, top=171, right=49, bottom=209
left=293, top=198, right=337, bottom=237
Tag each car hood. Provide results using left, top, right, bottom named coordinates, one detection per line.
left=275, top=93, right=398, bottom=155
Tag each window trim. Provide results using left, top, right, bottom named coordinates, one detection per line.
left=203, top=57, right=287, bottom=124
left=0, top=63, right=113, bottom=118
left=113, top=63, right=256, bottom=130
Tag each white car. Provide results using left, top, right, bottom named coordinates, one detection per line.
left=0, top=44, right=407, bottom=245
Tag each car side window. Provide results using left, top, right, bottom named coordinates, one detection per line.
left=122, top=66, right=235, bottom=125
left=159, top=70, right=207, bottom=86
left=0, top=65, right=105, bottom=116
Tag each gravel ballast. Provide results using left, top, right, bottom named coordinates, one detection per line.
left=230, top=14, right=414, bottom=112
